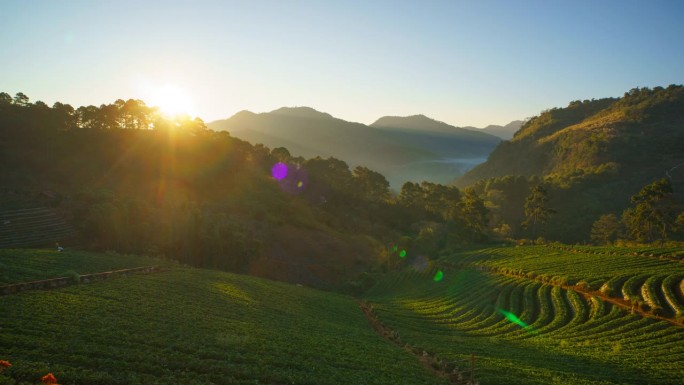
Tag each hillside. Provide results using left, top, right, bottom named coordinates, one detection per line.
left=0, top=94, right=499, bottom=291
left=365, top=244, right=684, bottom=384
left=209, top=108, right=500, bottom=187
left=459, top=86, right=684, bottom=185
left=456, top=85, right=684, bottom=241
left=0, top=250, right=444, bottom=385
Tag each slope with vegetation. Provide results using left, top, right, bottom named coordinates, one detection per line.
left=0, top=250, right=445, bottom=385
left=459, top=85, right=684, bottom=242
left=365, top=244, right=684, bottom=384
left=0, top=92, right=492, bottom=290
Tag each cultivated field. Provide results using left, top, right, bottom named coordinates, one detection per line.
left=364, top=245, right=684, bottom=384
left=0, top=250, right=444, bottom=385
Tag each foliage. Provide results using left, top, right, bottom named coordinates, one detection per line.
left=458, top=85, right=684, bottom=243
left=621, top=178, right=680, bottom=243
left=365, top=244, right=684, bottom=384
left=521, top=185, right=555, bottom=236
left=589, top=214, right=622, bottom=244
left=0, top=265, right=444, bottom=385
left=0, top=90, right=495, bottom=286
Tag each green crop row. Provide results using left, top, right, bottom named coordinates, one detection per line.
left=365, top=262, right=684, bottom=385
left=2, top=267, right=445, bottom=385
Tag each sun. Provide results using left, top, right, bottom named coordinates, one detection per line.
left=141, top=83, right=195, bottom=118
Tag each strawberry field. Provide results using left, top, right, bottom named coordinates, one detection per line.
left=364, top=245, right=684, bottom=384
left=1, top=255, right=444, bottom=385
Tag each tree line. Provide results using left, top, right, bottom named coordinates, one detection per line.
left=2, top=90, right=680, bottom=285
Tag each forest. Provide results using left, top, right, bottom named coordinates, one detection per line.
left=1, top=88, right=683, bottom=290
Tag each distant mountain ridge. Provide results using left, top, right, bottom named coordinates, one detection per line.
left=209, top=108, right=503, bottom=187
left=478, top=120, right=524, bottom=140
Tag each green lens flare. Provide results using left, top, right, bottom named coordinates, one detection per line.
left=498, top=309, right=529, bottom=329
left=433, top=270, right=444, bottom=281
left=399, top=250, right=407, bottom=258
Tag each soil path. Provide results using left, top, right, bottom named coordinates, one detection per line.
left=358, top=300, right=476, bottom=385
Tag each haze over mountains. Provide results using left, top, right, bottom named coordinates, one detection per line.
left=476, top=120, right=524, bottom=140
left=208, top=108, right=507, bottom=188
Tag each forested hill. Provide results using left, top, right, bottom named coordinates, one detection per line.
left=0, top=92, right=493, bottom=290
left=456, top=85, right=684, bottom=242
left=458, top=85, right=684, bottom=187
left=208, top=108, right=500, bottom=187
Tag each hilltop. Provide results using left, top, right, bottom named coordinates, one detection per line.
left=459, top=86, right=684, bottom=186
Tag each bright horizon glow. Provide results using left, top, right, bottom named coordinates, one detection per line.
left=1, top=1, right=683, bottom=128
left=139, top=83, right=196, bottom=118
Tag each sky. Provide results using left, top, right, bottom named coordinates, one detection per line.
left=1, top=0, right=683, bottom=127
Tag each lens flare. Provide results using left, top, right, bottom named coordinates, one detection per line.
left=399, top=249, right=407, bottom=258
left=498, top=309, right=529, bottom=329
left=433, top=270, right=444, bottom=282
left=271, top=162, right=288, bottom=180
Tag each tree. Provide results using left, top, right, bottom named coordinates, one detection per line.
left=622, top=178, right=679, bottom=243
left=522, top=185, right=555, bottom=236
left=352, top=166, right=389, bottom=202
left=590, top=214, right=622, bottom=244
left=13, top=92, right=29, bottom=106
left=52, top=102, right=77, bottom=131
left=676, top=212, right=684, bottom=238
left=457, top=188, right=489, bottom=242
left=0, top=92, right=12, bottom=105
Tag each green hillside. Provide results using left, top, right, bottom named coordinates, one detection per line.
left=456, top=85, right=684, bottom=242
left=459, top=85, right=684, bottom=185
left=365, top=244, right=684, bottom=385
left=0, top=250, right=444, bottom=385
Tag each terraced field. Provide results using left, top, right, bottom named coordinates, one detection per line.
left=0, top=250, right=444, bottom=385
left=0, top=249, right=165, bottom=285
left=0, top=208, right=75, bottom=249
left=3, top=245, right=684, bottom=384
left=365, top=245, right=684, bottom=384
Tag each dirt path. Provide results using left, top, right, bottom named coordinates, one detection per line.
left=358, top=300, right=477, bottom=385
left=477, top=268, right=684, bottom=328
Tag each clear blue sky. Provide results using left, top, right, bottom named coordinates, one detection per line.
left=1, top=0, right=682, bottom=127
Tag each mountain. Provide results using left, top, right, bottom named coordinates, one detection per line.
left=479, top=120, right=524, bottom=140
left=209, top=108, right=501, bottom=188
left=370, top=114, right=500, bottom=150
left=459, top=86, right=684, bottom=186
left=456, top=85, right=684, bottom=241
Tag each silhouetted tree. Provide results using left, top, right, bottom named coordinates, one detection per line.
left=13, top=92, right=29, bottom=106
left=352, top=166, right=390, bottom=202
